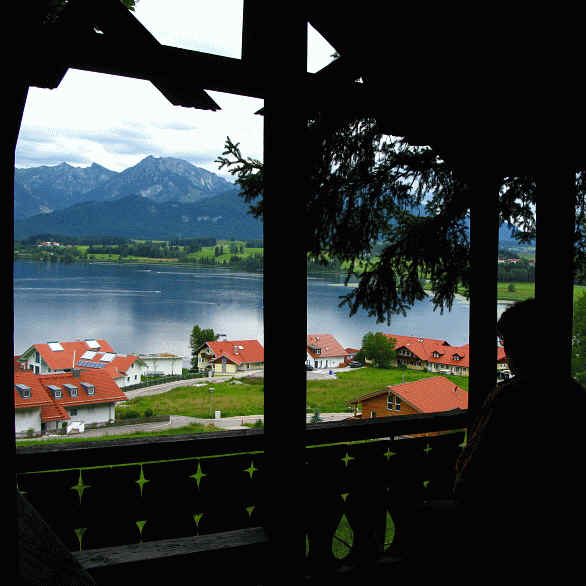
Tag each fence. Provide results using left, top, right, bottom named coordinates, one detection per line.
left=16, top=411, right=467, bottom=579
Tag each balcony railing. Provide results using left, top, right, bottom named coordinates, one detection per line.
left=16, top=410, right=468, bottom=581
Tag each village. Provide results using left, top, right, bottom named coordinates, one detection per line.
left=14, top=332, right=509, bottom=440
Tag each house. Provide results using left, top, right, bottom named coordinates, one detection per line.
left=346, top=376, right=468, bottom=435
left=138, top=352, right=184, bottom=377
left=17, top=338, right=147, bottom=388
left=94, top=353, right=147, bottom=389
left=14, top=356, right=26, bottom=371
left=344, top=347, right=361, bottom=364
left=14, top=369, right=127, bottom=438
left=195, top=339, right=264, bottom=375
left=384, top=333, right=507, bottom=376
left=18, top=339, right=116, bottom=374
left=306, top=334, right=348, bottom=369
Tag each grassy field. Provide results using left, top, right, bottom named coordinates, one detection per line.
left=496, top=283, right=585, bottom=302
left=424, top=281, right=585, bottom=303
left=77, top=239, right=263, bottom=265
left=114, top=367, right=469, bottom=421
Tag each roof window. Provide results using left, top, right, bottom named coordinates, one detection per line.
left=47, top=385, right=62, bottom=399
left=63, top=383, right=78, bottom=397
left=48, top=342, right=64, bottom=351
left=81, top=382, right=95, bottom=396
left=15, top=384, right=31, bottom=399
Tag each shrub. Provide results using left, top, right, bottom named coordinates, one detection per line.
left=144, top=408, right=154, bottom=418
left=310, top=409, right=323, bottom=424
left=118, top=409, right=141, bottom=420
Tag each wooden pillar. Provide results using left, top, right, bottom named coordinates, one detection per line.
left=11, top=79, right=29, bottom=584
left=468, top=177, right=500, bottom=416
left=535, top=167, right=576, bottom=378
left=250, top=3, right=308, bottom=580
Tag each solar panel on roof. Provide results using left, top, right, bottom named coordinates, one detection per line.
left=77, top=360, right=107, bottom=369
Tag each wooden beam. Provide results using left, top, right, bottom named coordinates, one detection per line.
left=260, top=6, right=308, bottom=580
left=73, top=527, right=268, bottom=583
left=11, top=78, right=28, bottom=584
left=535, top=167, right=576, bottom=378
left=468, top=176, right=500, bottom=416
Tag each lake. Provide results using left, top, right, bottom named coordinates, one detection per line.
left=13, top=260, right=510, bottom=366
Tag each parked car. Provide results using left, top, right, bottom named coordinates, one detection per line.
left=305, top=364, right=314, bottom=371
left=348, top=361, right=363, bottom=368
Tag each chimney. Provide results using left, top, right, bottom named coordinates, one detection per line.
left=72, top=368, right=81, bottom=378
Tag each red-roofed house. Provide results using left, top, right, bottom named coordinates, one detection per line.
left=17, top=339, right=147, bottom=388
left=18, top=339, right=116, bottom=374
left=346, top=376, right=467, bottom=425
left=344, top=348, right=361, bottom=364
left=195, top=339, right=264, bottom=375
left=14, top=369, right=128, bottom=438
left=307, top=334, right=348, bottom=369
left=385, top=333, right=507, bottom=376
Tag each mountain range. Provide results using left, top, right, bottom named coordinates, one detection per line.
left=14, top=156, right=263, bottom=240
left=13, top=155, right=528, bottom=244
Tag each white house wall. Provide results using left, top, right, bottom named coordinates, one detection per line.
left=15, top=407, right=42, bottom=436
left=115, top=363, right=143, bottom=387
left=140, top=357, right=183, bottom=376
left=306, top=352, right=346, bottom=369
left=67, top=403, right=114, bottom=426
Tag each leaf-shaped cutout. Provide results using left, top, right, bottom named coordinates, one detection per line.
left=383, top=511, right=395, bottom=551
left=136, top=520, right=147, bottom=537
left=194, top=512, right=204, bottom=531
left=74, top=528, right=86, bottom=551
left=332, top=514, right=353, bottom=560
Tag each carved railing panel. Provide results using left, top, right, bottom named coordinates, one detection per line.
left=16, top=418, right=467, bottom=574
left=17, top=468, right=82, bottom=552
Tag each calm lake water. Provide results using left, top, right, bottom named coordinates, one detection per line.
left=13, top=260, right=510, bottom=366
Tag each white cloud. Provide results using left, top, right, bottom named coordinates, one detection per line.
left=15, top=0, right=335, bottom=178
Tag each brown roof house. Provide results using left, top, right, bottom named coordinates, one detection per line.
left=346, top=376, right=468, bottom=435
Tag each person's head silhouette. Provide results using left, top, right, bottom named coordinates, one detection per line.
left=496, top=298, right=540, bottom=378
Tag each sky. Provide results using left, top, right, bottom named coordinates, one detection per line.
left=15, top=0, right=336, bottom=180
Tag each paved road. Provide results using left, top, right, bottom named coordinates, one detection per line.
left=123, top=369, right=265, bottom=400
left=19, top=369, right=354, bottom=441
left=20, top=413, right=352, bottom=441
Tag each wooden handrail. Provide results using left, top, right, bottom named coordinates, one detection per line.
left=16, top=410, right=468, bottom=474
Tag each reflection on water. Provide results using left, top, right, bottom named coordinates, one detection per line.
left=14, top=260, right=509, bottom=366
